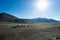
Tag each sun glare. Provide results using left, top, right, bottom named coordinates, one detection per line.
left=34, top=0, right=48, bottom=11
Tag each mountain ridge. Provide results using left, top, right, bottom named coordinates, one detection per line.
left=0, top=12, right=59, bottom=23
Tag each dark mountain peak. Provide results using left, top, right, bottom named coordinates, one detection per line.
left=0, top=12, right=13, bottom=16
left=0, top=12, right=26, bottom=23
left=0, top=12, right=8, bottom=15
left=0, top=12, right=18, bottom=21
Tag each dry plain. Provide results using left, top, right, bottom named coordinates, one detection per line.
left=0, top=22, right=60, bottom=40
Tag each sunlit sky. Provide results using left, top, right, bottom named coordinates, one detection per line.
left=0, top=0, right=60, bottom=20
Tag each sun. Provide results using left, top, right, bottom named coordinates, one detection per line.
left=34, top=0, right=48, bottom=11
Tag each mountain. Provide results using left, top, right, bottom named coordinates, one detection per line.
left=0, top=13, right=18, bottom=20
left=0, top=12, right=59, bottom=23
left=31, top=18, right=58, bottom=23
left=0, top=12, right=26, bottom=23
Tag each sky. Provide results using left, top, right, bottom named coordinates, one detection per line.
left=0, top=0, right=60, bottom=20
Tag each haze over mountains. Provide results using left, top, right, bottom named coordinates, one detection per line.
left=0, top=12, right=59, bottom=23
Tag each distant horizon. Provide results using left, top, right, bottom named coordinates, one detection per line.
left=0, top=12, right=60, bottom=21
left=0, top=0, right=60, bottom=20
